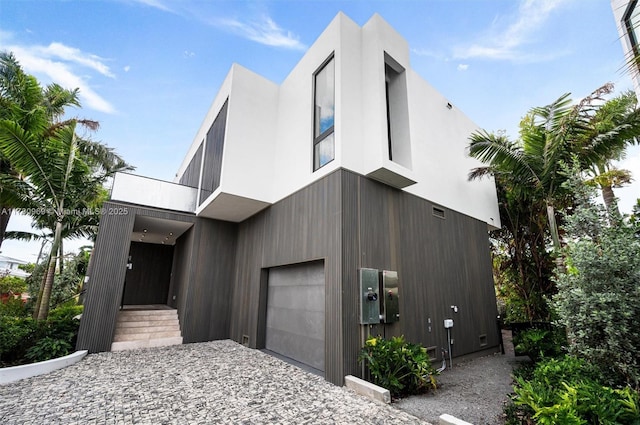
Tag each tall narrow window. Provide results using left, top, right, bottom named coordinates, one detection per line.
left=384, top=53, right=412, bottom=169
left=313, top=56, right=335, bottom=171
left=624, top=1, right=640, bottom=60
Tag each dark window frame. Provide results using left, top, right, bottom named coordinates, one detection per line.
left=624, top=0, right=640, bottom=58
left=312, top=53, right=335, bottom=172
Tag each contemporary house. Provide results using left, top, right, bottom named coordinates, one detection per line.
left=0, top=254, right=29, bottom=279
left=612, top=0, right=640, bottom=97
left=77, top=12, right=501, bottom=386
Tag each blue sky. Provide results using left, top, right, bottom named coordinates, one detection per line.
left=1, top=0, right=639, bottom=262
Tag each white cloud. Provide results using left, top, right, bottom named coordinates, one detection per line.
left=5, top=39, right=116, bottom=114
left=454, top=0, right=571, bottom=62
left=183, top=50, right=195, bottom=58
left=457, top=64, right=469, bottom=71
left=127, top=0, right=173, bottom=12
left=124, top=65, right=131, bottom=72
left=215, top=15, right=307, bottom=51
left=36, top=42, right=115, bottom=78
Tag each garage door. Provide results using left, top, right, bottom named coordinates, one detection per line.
left=266, top=261, right=325, bottom=372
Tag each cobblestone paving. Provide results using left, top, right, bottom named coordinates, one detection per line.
left=0, top=340, right=430, bottom=424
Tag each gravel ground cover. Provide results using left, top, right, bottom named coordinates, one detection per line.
left=393, top=330, right=525, bottom=425
left=1, top=332, right=522, bottom=424
left=0, top=340, right=429, bottom=425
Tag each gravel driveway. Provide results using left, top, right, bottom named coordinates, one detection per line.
left=1, top=332, right=521, bottom=424
left=0, top=340, right=427, bottom=425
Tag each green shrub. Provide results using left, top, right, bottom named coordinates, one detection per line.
left=507, top=355, right=640, bottom=424
left=358, top=335, right=437, bottom=398
left=0, top=315, right=37, bottom=366
left=0, top=304, right=81, bottom=366
left=24, top=337, right=72, bottom=362
left=0, top=296, right=28, bottom=318
left=0, top=275, right=27, bottom=294
left=554, top=176, right=640, bottom=387
left=513, top=327, right=566, bottom=362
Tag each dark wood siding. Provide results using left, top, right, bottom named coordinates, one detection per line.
left=200, top=100, right=228, bottom=204
left=179, top=143, right=203, bottom=188
left=339, top=170, right=499, bottom=377
left=230, top=171, right=344, bottom=384
left=76, top=201, right=136, bottom=352
left=80, top=170, right=497, bottom=388
left=122, top=242, right=174, bottom=305
left=180, top=218, right=237, bottom=342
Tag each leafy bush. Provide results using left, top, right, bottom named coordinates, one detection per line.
left=507, top=356, right=640, bottom=424
left=0, top=315, right=37, bottom=366
left=0, top=304, right=82, bottom=366
left=358, top=335, right=437, bottom=398
left=554, top=175, right=640, bottom=387
left=512, top=327, right=566, bottom=362
left=0, top=296, right=28, bottom=318
left=25, top=337, right=72, bottom=362
left=0, top=275, right=27, bottom=294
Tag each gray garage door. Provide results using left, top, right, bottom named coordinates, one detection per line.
left=266, top=261, right=325, bottom=372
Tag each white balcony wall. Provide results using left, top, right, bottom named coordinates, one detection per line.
left=111, top=173, right=197, bottom=213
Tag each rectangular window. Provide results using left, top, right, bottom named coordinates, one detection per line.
left=313, top=56, right=335, bottom=171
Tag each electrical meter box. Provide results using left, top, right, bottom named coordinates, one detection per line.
left=381, top=270, right=399, bottom=323
left=359, top=268, right=380, bottom=324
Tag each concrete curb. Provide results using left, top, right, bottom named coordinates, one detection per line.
left=439, top=413, right=473, bottom=425
left=0, top=350, right=88, bottom=385
left=344, top=375, right=391, bottom=404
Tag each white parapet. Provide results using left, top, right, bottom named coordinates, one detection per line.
left=110, top=173, right=197, bottom=213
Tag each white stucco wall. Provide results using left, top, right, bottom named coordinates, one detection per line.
left=172, top=12, right=500, bottom=228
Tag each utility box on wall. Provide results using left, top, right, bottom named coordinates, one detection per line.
left=382, top=270, right=399, bottom=323
left=359, top=268, right=380, bottom=324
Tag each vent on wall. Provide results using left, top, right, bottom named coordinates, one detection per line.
left=432, top=206, right=446, bottom=219
left=479, top=334, right=487, bottom=347
left=426, top=346, right=438, bottom=361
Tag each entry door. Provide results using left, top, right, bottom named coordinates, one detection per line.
left=266, top=262, right=325, bottom=372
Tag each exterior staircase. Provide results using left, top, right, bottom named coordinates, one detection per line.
left=111, top=308, right=183, bottom=351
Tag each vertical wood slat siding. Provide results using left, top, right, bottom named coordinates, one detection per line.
left=76, top=201, right=135, bottom=352
left=200, top=100, right=228, bottom=204
left=122, top=242, right=174, bottom=305
left=179, top=143, right=203, bottom=188
left=230, top=171, right=344, bottom=384
left=77, top=203, right=196, bottom=353
left=167, top=227, right=194, bottom=325
left=180, top=218, right=237, bottom=343
left=340, top=170, right=499, bottom=377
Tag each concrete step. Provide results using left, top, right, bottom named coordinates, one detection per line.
left=116, top=319, right=179, bottom=329
left=117, top=311, right=178, bottom=321
left=110, top=308, right=183, bottom=351
left=114, top=324, right=180, bottom=335
left=112, top=330, right=182, bottom=342
left=111, top=336, right=183, bottom=352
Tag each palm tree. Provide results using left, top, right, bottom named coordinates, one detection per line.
left=469, top=83, right=640, bottom=249
left=0, top=51, right=81, bottom=248
left=580, top=90, right=639, bottom=216
left=468, top=84, right=640, bottom=321
left=0, top=53, right=132, bottom=320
